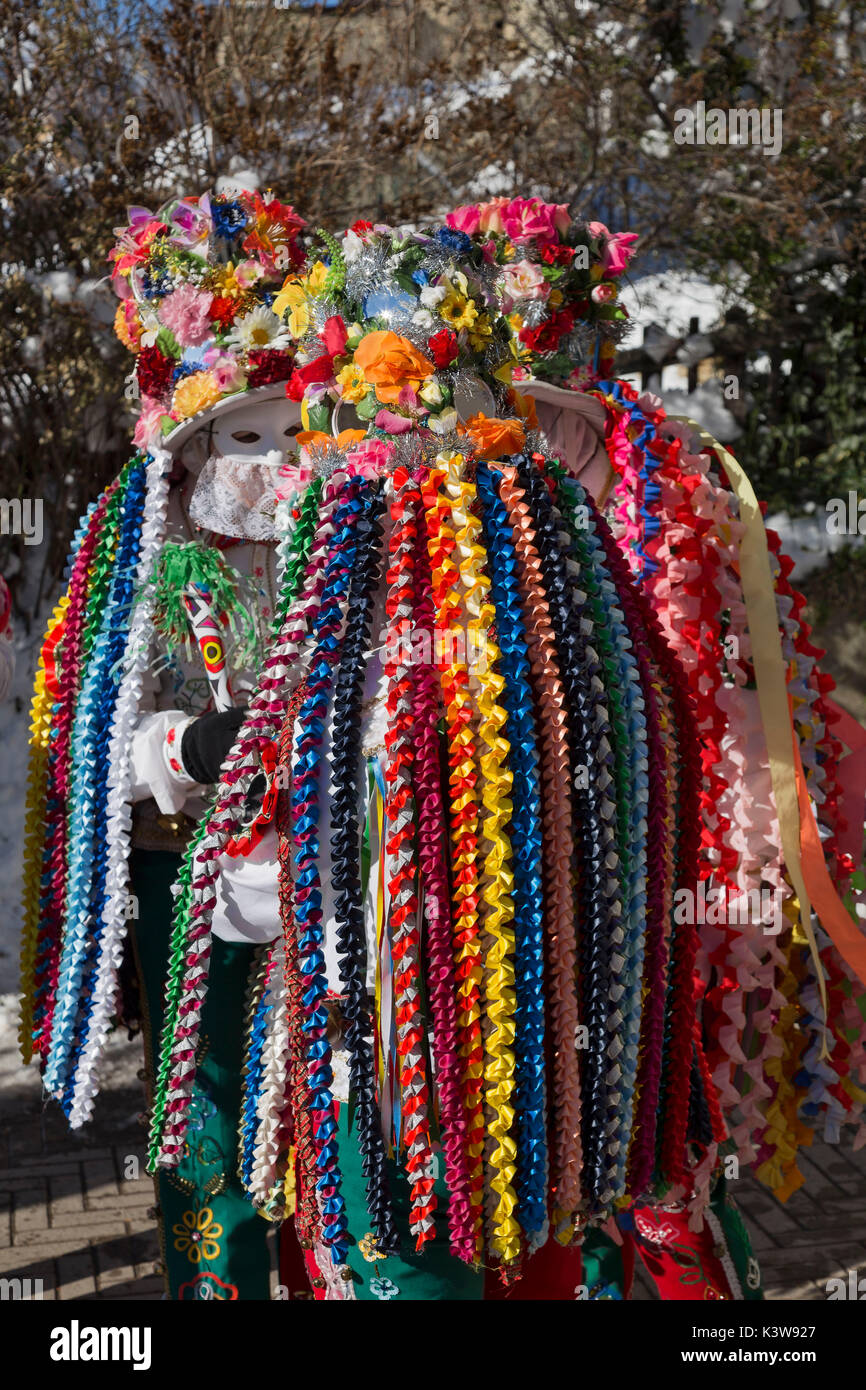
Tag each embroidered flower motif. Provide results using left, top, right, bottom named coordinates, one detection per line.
left=634, top=1211, right=678, bottom=1246
left=369, top=1276, right=400, bottom=1300
left=172, top=1205, right=223, bottom=1264
left=358, top=1232, right=387, bottom=1263
left=177, top=1271, right=238, bottom=1301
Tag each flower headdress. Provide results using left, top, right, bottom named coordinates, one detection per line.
left=269, top=197, right=633, bottom=437
left=109, top=189, right=309, bottom=447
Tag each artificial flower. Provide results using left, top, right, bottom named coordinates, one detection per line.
left=202, top=348, right=247, bottom=393
left=136, top=346, right=175, bottom=400
left=587, top=221, right=639, bottom=277
left=109, top=212, right=167, bottom=289
left=285, top=354, right=336, bottom=401
left=305, top=260, right=329, bottom=295
left=336, top=362, right=369, bottom=404
left=465, top=412, right=526, bottom=460
left=436, top=225, right=474, bottom=255
left=467, top=314, right=493, bottom=350
left=212, top=260, right=263, bottom=300
left=167, top=197, right=212, bottom=249
left=419, top=379, right=445, bottom=407
left=501, top=196, right=571, bottom=246
left=344, top=436, right=396, bottom=476
left=427, top=328, right=459, bottom=367
left=271, top=277, right=310, bottom=337
left=518, top=307, right=575, bottom=353
left=478, top=197, right=510, bottom=234
left=374, top=408, right=414, bottom=434
left=428, top=408, right=459, bottom=434
left=225, top=305, right=291, bottom=353
left=210, top=197, right=247, bottom=243
left=114, top=300, right=142, bottom=351
left=159, top=283, right=214, bottom=348
left=246, top=350, right=294, bottom=388
left=274, top=459, right=315, bottom=499
left=591, top=281, right=618, bottom=304
left=353, top=330, right=434, bottom=403
left=445, top=204, right=481, bottom=236
left=500, top=260, right=550, bottom=304
left=137, top=304, right=161, bottom=349
left=320, top=315, right=348, bottom=357
left=241, top=192, right=306, bottom=273
left=209, top=294, right=243, bottom=332
left=439, top=291, right=479, bottom=332
left=508, top=389, right=539, bottom=429
left=420, top=284, right=448, bottom=310
left=133, top=397, right=167, bottom=448
left=171, top=371, right=223, bottom=422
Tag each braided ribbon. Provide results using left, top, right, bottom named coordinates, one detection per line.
left=383, top=466, right=437, bottom=1249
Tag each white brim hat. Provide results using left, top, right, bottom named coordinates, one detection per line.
left=161, top=382, right=301, bottom=452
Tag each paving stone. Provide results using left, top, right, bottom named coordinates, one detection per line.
left=48, top=1170, right=85, bottom=1219
left=55, top=1251, right=97, bottom=1301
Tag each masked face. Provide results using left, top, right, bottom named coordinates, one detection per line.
left=187, top=394, right=304, bottom=539
left=210, top=396, right=303, bottom=469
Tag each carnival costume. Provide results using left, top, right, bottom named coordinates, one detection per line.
left=19, top=190, right=866, bottom=1301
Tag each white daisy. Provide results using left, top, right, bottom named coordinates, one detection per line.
left=225, top=305, right=290, bottom=353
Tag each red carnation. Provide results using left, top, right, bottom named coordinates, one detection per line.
left=136, top=346, right=174, bottom=400
left=210, top=295, right=240, bottom=331
left=285, top=354, right=335, bottom=401
left=540, top=243, right=575, bottom=266
left=428, top=328, right=459, bottom=368
left=518, top=308, right=575, bottom=354
left=350, top=220, right=374, bottom=236
left=247, top=350, right=294, bottom=389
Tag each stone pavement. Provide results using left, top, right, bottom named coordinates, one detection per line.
left=2, top=995, right=865, bottom=1301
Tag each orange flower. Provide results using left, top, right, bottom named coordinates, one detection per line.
left=508, top=389, right=539, bottom=430
left=465, top=412, right=527, bottom=460
left=114, top=301, right=141, bottom=351
left=296, top=428, right=367, bottom=450
left=353, top=331, right=434, bottom=403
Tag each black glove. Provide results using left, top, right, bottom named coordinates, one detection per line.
left=180, top=707, right=247, bottom=785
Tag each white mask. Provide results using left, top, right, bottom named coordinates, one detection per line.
left=188, top=396, right=303, bottom=539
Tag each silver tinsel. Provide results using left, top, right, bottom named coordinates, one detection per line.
left=311, top=444, right=347, bottom=480
left=343, top=241, right=393, bottom=306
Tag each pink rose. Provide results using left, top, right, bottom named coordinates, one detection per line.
left=500, top=259, right=550, bottom=305
left=502, top=197, right=568, bottom=246
left=446, top=204, right=481, bottom=236
left=159, top=283, right=214, bottom=347
left=591, top=281, right=617, bottom=304
left=344, top=436, right=397, bottom=477
left=202, top=348, right=246, bottom=392
left=588, top=221, right=638, bottom=277
left=133, top=397, right=167, bottom=448
left=477, top=197, right=510, bottom=234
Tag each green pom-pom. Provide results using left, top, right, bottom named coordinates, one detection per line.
left=141, top=540, right=259, bottom=670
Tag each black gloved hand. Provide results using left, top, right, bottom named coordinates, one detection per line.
left=180, top=707, right=247, bottom=785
